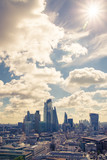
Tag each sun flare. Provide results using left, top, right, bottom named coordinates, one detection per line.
left=87, top=4, right=100, bottom=19
left=80, top=1, right=104, bottom=29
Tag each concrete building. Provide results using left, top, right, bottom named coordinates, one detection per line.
left=85, top=143, right=97, bottom=152
left=82, top=135, right=107, bottom=153
left=0, top=149, right=32, bottom=160
left=42, top=151, right=89, bottom=160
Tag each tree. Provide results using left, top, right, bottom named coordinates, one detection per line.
left=14, top=156, right=24, bottom=160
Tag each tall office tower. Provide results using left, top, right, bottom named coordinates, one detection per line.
left=23, top=111, right=32, bottom=135
left=52, top=107, right=59, bottom=132
left=68, top=118, right=73, bottom=128
left=64, top=112, right=68, bottom=124
left=90, top=113, right=99, bottom=131
left=35, top=111, right=40, bottom=133
left=44, top=99, right=53, bottom=131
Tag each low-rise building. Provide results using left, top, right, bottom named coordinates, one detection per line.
left=0, top=149, right=32, bottom=160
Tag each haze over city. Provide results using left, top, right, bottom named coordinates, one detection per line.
left=0, top=0, right=107, bottom=124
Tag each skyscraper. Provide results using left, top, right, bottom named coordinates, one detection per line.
left=35, top=111, right=40, bottom=133
left=44, top=99, right=53, bottom=131
left=64, top=112, right=68, bottom=124
left=52, top=107, right=59, bottom=132
left=23, top=111, right=32, bottom=135
left=23, top=110, right=41, bottom=135
left=68, top=118, right=73, bottom=128
left=90, top=113, right=99, bottom=131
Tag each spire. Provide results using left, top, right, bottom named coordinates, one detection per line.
left=27, top=111, right=30, bottom=121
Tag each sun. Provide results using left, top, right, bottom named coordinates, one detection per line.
left=78, top=0, right=105, bottom=29
left=87, top=3, right=101, bottom=20
left=87, top=4, right=100, bottom=19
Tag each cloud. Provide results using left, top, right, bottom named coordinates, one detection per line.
left=54, top=90, right=107, bottom=123
left=62, top=67, right=107, bottom=93
left=86, top=33, right=107, bottom=62
left=0, top=67, right=62, bottom=99
left=0, top=0, right=65, bottom=123
left=59, top=42, right=88, bottom=64
left=58, top=32, right=107, bottom=66
left=80, top=33, right=107, bottom=65
left=0, top=102, right=3, bottom=107
left=0, top=0, right=64, bottom=65
left=0, top=66, right=63, bottom=123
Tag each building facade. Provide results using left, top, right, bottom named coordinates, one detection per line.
left=90, top=113, right=99, bottom=131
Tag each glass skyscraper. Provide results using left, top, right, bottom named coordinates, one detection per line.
left=90, top=113, right=99, bottom=131
left=44, top=99, right=59, bottom=132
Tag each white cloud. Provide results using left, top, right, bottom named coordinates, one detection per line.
left=0, top=0, right=64, bottom=66
left=58, top=30, right=89, bottom=64
left=54, top=90, right=107, bottom=123
left=80, top=33, right=107, bottom=64
left=0, top=66, right=63, bottom=123
left=62, top=67, right=107, bottom=93
left=61, top=43, right=88, bottom=57
left=59, top=43, right=88, bottom=64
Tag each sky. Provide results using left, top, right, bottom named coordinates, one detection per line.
left=0, top=0, right=107, bottom=124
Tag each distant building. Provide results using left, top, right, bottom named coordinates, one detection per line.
left=0, top=137, right=3, bottom=146
left=23, top=99, right=59, bottom=134
left=39, top=121, right=46, bottom=132
left=64, top=112, right=68, bottom=124
left=44, top=99, right=53, bottom=131
left=35, top=111, right=40, bottom=133
left=68, top=118, right=73, bottom=128
left=44, top=151, right=89, bottom=160
left=0, top=146, right=32, bottom=160
left=44, top=99, right=59, bottom=132
left=82, top=135, right=107, bottom=153
left=18, top=122, right=23, bottom=129
left=85, top=143, right=97, bottom=152
left=90, top=113, right=99, bottom=131
left=23, top=111, right=36, bottom=135
left=24, top=121, right=32, bottom=135
left=52, top=107, right=59, bottom=132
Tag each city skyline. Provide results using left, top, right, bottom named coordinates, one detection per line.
left=0, top=0, right=107, bottom=124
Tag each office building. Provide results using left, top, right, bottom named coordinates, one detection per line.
left=44, top=99, right=53, bottom=131
left=90, top=113, right=99, bottom=131
left=35, top=111, right=40, bottom=133
left=64, top=112, right=68, bottom=124
left=52, top=107, right=59, bottom=132
left=23, top=111, right=32, bottom=135
left=44, top=99, right=59, bottom=132
left=68, top=118, right=73, bottom=128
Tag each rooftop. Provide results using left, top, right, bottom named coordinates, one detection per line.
left=82, top=135, right=107, bottom=142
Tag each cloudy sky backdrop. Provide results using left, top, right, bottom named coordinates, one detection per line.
left=0, top=0, right=107, bottom=123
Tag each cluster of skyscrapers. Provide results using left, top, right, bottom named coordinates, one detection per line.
left=44, top=99, right=59, bottom=132
left=23, top=98, right=99, bottom=135
left=23, top=99, right=59, bottom=135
